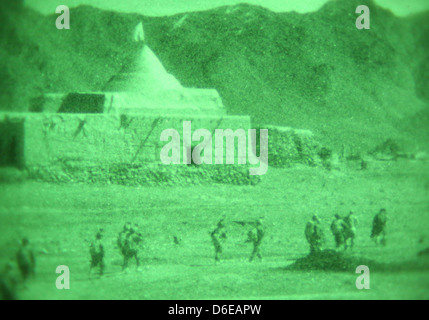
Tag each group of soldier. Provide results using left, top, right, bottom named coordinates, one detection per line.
left=1, top=224, right=144, bottom=299
left=91, top=207, right=387, bottom=268
left=305, top=208, right=388, bottom=253
left=0, top=237, right=36, bottom=300
left=90, top=215, right=267, bottom=274
left=209, top=209, right=388, bottom=263
left=89, top=222, right=143, bottom=276
left=1, top=208, right=389, bottom=299
left=210, top=217, right=265, bottom=263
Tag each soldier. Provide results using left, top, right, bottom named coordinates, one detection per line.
left=330, top=214, right=347, bottom=250
left=0, top=263, right=18, bottom=300
left=117, top=222, right=131, bottom=259
left=122, top=224, right=142, bottom=270
left=210, top=217, right=227, bottom=263
left=344, top=211, right=358, bottom=250
left=305, top=215, right=324, bottom=253
left=371, top=208, right=387, bottom=246
left=89, top=229, right=105, bottom=276
left=247, top=218, right=265, bottom=262
left=16, top=237, right=35, bottom=281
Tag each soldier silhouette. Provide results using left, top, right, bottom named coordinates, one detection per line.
left=371, top=209, right=387, bottom=246
left=0, top=263, right=18, bottom=300
left=122, top=224, right=142, bottom=270
left=210, top=217, right=227, bottom=263
left=89, top=229, right=105, bottom=276
left=247, top=218, right=265, bottom=262
left=16, top=237, right=35, bottom=281
left=305, top=215, right=324, bottom=253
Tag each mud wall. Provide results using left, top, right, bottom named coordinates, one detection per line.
left=22, top=113, right=251, bottom=168
left=263, top=125, right=321, bottom=167
left=15, top=112, right=259, bottom=185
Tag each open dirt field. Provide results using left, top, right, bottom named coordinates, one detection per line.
left=1, top=160, right=429, bottom=299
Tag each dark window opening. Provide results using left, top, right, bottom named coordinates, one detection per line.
left=58, top=93, right=106, bottom=113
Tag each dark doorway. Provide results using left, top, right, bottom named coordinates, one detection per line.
left=0, top=119, right=24, bottom=168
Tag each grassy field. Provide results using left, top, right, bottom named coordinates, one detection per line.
left=1, top=159, right=429, bottom=299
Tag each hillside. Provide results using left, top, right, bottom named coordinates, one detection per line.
left=0, top=0, right=428, bottom=152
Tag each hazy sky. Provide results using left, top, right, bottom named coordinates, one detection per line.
left=25, top=0, right=429, bottom=17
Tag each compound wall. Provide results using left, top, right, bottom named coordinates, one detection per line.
left=12, top=113, right=251, bottom=168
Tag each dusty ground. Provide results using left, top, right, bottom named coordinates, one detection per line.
left=0, top=159, right=429, bottom=299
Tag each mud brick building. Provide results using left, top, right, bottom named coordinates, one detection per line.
left=0, top=23, right=255, bottom=185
